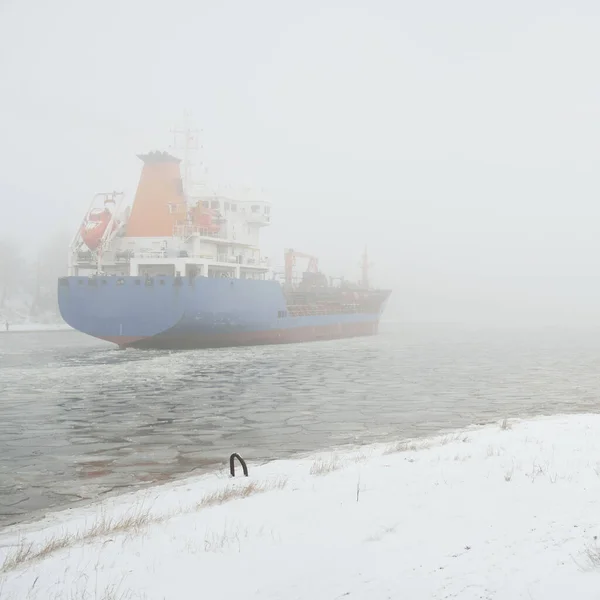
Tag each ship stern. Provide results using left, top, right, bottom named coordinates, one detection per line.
left=58, top=276, right=185, bottom=347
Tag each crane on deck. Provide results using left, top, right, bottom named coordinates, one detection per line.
left=284, top=249, right=319, bottom=286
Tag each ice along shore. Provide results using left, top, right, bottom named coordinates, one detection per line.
left=2, top=414, right=600, bottom=599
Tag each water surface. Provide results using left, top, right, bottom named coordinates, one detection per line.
left=2, top=324, right=599, bottom=527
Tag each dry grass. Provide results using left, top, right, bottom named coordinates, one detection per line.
left=529, top=461, right=546, bottom=483
left=384, top=433, right=468, bottom=455
left=38, top=582, right=141, bottom=600
left=351, top=451, right=370, bottom=463
left=1, top=478, right=286, bottom=574
left=383, top=439, right=431, bottom=454
left=33, top=534, right=75, bottom=558
left=439, top=433, right=470, bottom=445
left=310, top=456, right=341, bottom=475
left=68, top=586, right=140, bottom=600
left=584, top=543, right=600, bottom=569
left=487, top=445, right=502, bottom=457
left=84, top=507, right=155, bottom=539
left=204, top=525, right=250, bottom=553
left=96, top=590, right=132, bottom=600
left=0, top=572, right=144, bottom=600
left=0, top=508, right=155, bottom=576
left=198, top=478, right=287, bottom=508
left=530, top=461, right=556, bottom=483
left=500, top=417, right=512, bottom=431
left=0, top=539, right=34, bottom=572
left=453, top=453, right=471, bottom=462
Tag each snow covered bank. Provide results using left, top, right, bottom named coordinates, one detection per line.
left=2, top=415, right=600, bottom=600
left=0, top=322, right=71, bottom=333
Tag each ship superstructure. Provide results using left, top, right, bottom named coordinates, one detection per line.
left=59, top=125, right=390, bottom=349
left=69, top=151, right=271, bottom=283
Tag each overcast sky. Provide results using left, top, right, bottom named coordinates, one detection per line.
left=1, top=0, right=600, bottom=324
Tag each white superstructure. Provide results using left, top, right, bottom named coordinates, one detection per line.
left=68, top=121, right=272, bottom=281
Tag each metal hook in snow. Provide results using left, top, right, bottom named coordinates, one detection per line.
left=229, top=453, right=248, bottom=477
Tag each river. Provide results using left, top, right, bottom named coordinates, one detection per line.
left=2, top=323, right=600, bottom=527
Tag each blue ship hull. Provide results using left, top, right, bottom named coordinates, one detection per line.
left=58, top=276, right=389, bottom=349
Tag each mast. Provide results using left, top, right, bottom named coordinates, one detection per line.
left=361, top=247, right=370, bottom=289
left=171, top=111, right=199, bottom=197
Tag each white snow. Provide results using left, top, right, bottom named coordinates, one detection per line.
left=2, top=414, right=600, bottom=599
left=1, top=322, right=71, bottom=333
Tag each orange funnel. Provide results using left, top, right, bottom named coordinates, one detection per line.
left=126, top=151, right=184, bottom=237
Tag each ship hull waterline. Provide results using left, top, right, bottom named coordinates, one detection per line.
left=58, top=276, right=390, bottom=351
left=100, top=320, right=379, bottom=350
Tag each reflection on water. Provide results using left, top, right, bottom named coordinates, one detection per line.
left=2, top=324, right=600, bottom=526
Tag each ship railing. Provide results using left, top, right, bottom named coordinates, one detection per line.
left=286, top=303, right=361, bottom=317
left=74, top=252, right=97, bottom=264
left=136, top=251, right=168, bottom=259
left=240, top=257, right=270, bottom=268
left=173, top=225, right=227, bottom=240
left=245, top=212, right=271, bottom=225
left=217, top=255, right=240, bottom=264
left=123, top=250, right=268, bottom=268
left=215, top=255, right=270, bottom=267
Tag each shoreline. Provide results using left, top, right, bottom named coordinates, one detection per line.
left=2, top=413, right=600, bottom=599
left=0, top=324, right=72, bottom=334
left=0, top=418, right=495, bottom=533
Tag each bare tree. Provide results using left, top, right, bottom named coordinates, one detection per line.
left=30, top=230, right=70, bottom=316
left=0, top=231, right=68, bottom=321
left=0, top=238, right=23, bottom=309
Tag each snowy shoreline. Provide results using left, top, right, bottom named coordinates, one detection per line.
left=0, top=323, right=72, bottom=333
left=2, top=414, right=600, bottom=599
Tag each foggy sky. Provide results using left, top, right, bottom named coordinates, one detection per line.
left=2, top=0, right=600, bottom=325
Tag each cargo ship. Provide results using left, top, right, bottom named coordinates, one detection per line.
left=58, top=129, right=391, bottom=349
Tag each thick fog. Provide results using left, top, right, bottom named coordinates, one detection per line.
left=1, top=0, right=600, bottom=325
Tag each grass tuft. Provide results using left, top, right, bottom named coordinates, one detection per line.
left=84, top=507, right=155, bottom=539
left=199, top=478, right=287, bottom=509
left=487, top=445, right=503, bottom=457
left=352, top=451, right=370, bottom=463
left=384, top=440, right=431, bottom=455
left=204, top=526, right=249, bottom=553
left=585, top=543, right=600, bottom=569
left=0, top=539, right=34, bottom=572
left=439, top=434, right=469, bottom=445
left=310, top=456, right=341, bottom=476
left=500, top=417, right=511, bottom=431
left=384, top=433, right=468, bottom=455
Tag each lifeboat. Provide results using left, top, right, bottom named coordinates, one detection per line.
left=79, top=194, right=120, bottom=251
left=80, top=208, right=112, bottom=250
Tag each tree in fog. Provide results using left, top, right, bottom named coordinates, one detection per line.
left=29, top=230, right=70, bottom=316
left=0, top=231, right=68, bottom=320
left=0, top=238, right=23, bottom=309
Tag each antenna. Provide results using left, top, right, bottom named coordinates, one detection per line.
left=170, top=111, right=200, bottom=196
left=361, top=247, right=372, bottom=289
